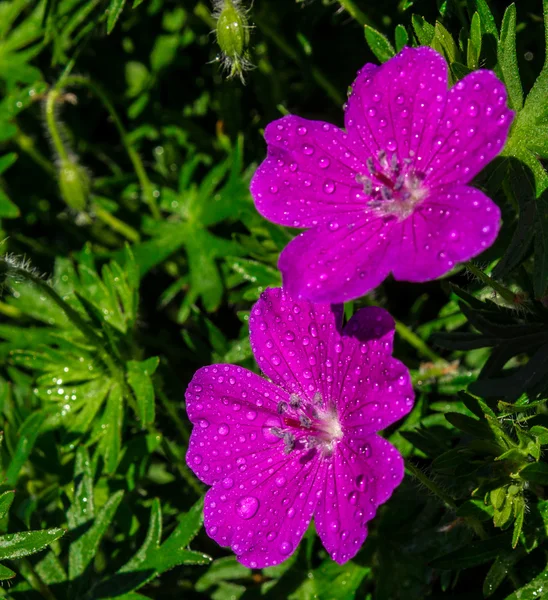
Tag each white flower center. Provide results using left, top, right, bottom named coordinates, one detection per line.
left=356, top=150, right=428, bottom=221
left=271, top=393, right=343, bottom=456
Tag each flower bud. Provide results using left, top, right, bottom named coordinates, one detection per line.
left=214, top=0, right=252, bottom=82
left=58, top=159, right=90, bottom=212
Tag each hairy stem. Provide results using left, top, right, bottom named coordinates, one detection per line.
left=60, top=75, right=161, bottom=220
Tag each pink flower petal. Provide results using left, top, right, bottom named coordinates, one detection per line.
left=250, top=115, right=368, bottom=227
left=345, top=47, right=448, bottom=168
left=343, top=305, right=395, bottom=352
left=186, top=365, right=288, bottom=485
left=424, top=70, right=514, bottom=188
left=391, top=185, right=501, bottom=282
left=315, top=435, right=404, bottom=564
left=249, top=287, right=343, bottom=401
left=204, top=445, right=325, bottom=568
left=278, top=214, right=397, bottom=303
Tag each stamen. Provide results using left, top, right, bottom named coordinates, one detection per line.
left=313, top=392, right=323, bottom=406
left=380, top=187, right=393, bottom=201
left=366, top=157, right=376, bottom=175
left=289, top=394, right=302, bottom=408
left=277, top=401, right=288, bottom=414
left=377, top=149, right=387, bottom=168
left=299, top=414, right=312, bottom=428
left=394, top=175, right=404, bottom=191
left=390, top=153, right=399, bottom=172
left=283, top=433, right=296, bottom=454
left=270, top=427, right=285, bottom=438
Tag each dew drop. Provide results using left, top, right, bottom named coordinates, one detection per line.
left=319, top=157, right=330, bottom=169
left=271, top=354, right=281, bottom=366
left=348, top=491, right=359, bottom=506
left=246, top=410, right=258, bottom=421
left=193, top=454, right=203, bottom=465
left=297, top=126, right=308, bottom=136
left=323, top=180, right=336, bottom=194
left=279, top=541, right=293, bottom=555
left=302, top=144, right=314, bottom=155
left=222, top=477, right=234, bottom=489
left=356, top=474, right=366, bottom=491
left=236, top=496, right=260, bottom=520
left=275, top=475, right=287, bottom=487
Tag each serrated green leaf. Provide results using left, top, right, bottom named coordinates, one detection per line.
left=69, top=490, right=123, bottom=583
left=5, top=411, right=46, bottom=486
left=127, top=357, right=158, bottom=425
left=97, top=382, right=123, bottom=474
left=467, top=12, right=481, bottom=69
left=0, top=528, right=65, bottom=560
left=476, top=0, right=498, bottom=36
left=195, top=556, right=251, bottom=593
left=504, top=568, right=548, bottom=600
left=483, top=551, right=521, bottom=597
left=364, top=25, right=395, bottom=63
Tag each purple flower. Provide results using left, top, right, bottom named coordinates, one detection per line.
left=185, top=288, right=414, bottom=567
left=250, top=47, right=514, bottom=303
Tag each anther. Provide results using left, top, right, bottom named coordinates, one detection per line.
left=313, top=392, right=323, bottom=406
left=299, top=414, right=312, bottom=428
left=394, top=175, right=404, bottom=191
left=283, top=433, right=296, bottom=454
left=380, top=187, right=393, bottom=201
left=277, top=401, right=288, bottom=414
left=366, top=157, right=376, bottom=175
left=270, top=427, right=285, bottom=438
left=289, top=394, right=302, bottom=409
left=390, top=153, right=399, bottom=172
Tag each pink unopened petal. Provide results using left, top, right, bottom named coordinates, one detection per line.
left=250, top=115, right=369, bottom=228
left=185, top=365, right=288, bottom=485
left=391, top=185, right=501, bottom=282
left=278, top=214, right=397, bottom=303
left=204, top=446, right=326, bottom=568
left=315, top=435, right=404, bottom=564
left=345, top=47, right=448, bottom=168
left=425, top=70, right=514, bottom=187
left=249, top=287, right=343, bottom=401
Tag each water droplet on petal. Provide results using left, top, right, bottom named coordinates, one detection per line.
left=319, top=157, right=330, bottom=169
left=297, top=126, right=307, bottom=136
left=323, top=180, right=336, bottom=194
left=279, top=541, right=293, bottom=555
left=356, top=474, right=366, bottom=491
left=236, top=496, right=260, bottom=520
left=246, top=409, right=257, bottom=421
left=348, top=491, right=358, bottom=505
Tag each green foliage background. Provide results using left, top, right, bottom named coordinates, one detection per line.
left=0, top=0, right=548, bottom=598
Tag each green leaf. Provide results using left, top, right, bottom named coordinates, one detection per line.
left=504, top=568, right=548, bottom=600
left=69, top=490, right=124, bottom=582
left=520, top=462, right=548, bottom=485
left=431, top=21, right=459, bottom=69
left=456, top=499, right=494, bottom=522
left=0, top=564, right=15, bottom=580
left=364, top=25, right=395, bottom=63
left=67, top=447, right=94, bottom=531
left=196, top=557, right=251, bottom=593
left=476, top=0, right=498, bottom=37
left=411, top=15, right=435, bottom=45
left=467, top=12, right=482, bottom=69
left=430, top=534, right=511, bottom=569
left=0, top=491, right=15, bottom=520
left=394, top=24, right=408, bottom=52
left=126, top=357, right=159, bottom=425
left=0, top=528, right=65, bottom=560
left=498, top=4, right=523, bottom=111
left=107, top=0, right=127, bottom=34
left=483, top=551, right=521, bottom=597
left=97, top=382, right=123, bottom=474
left=5, top=411, right=46, bottom=486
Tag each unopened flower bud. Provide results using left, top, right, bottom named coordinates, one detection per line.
left=213, top=0, right=252, bottom=82
left=58, top=159, right=90, bottom=211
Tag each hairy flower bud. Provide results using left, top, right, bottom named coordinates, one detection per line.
left=213, top=0, right=252, bottom=82
left=58, top=159, right=90, bottom=212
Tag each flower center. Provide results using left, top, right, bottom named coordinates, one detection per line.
left=356, top=150, right=428, bottom=221
left=271, top=393, right=343, bottom=456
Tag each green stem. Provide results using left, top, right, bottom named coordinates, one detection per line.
left=465, top=262, right=517, bottom=305
left=405, top=460, right=457, bottom=510
left=91, top=201, right=141, bottom=242
left=45, top=90, right=69, bottom=162
left=60, top=75, right=161, bottom=220
left=16, top=558, right=58, bottom=600
left=395, top=319, right=446, bottom=363
left=337, top=0, right=372, bottom=27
